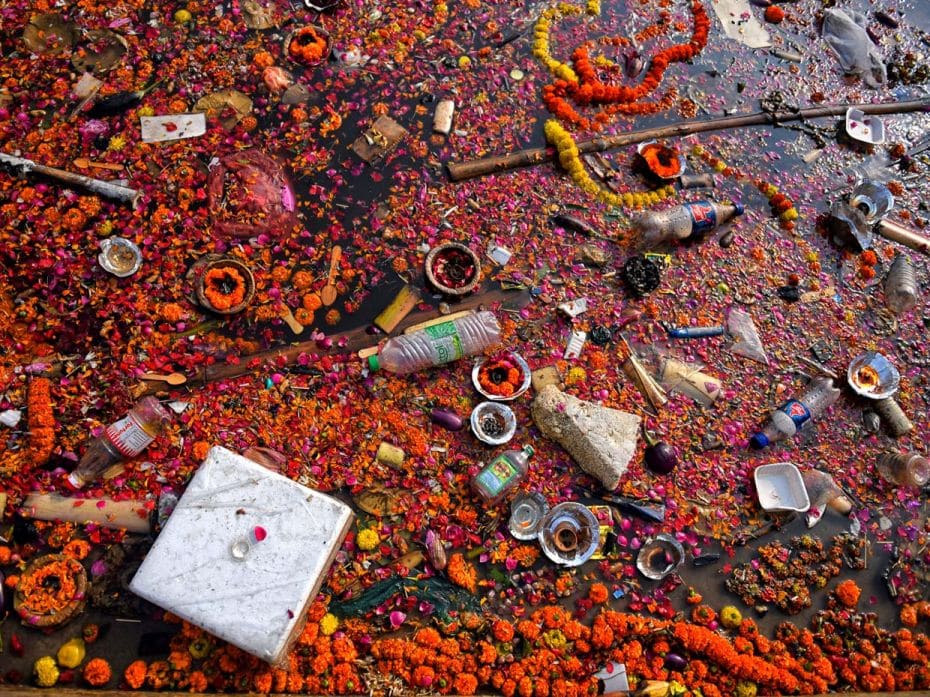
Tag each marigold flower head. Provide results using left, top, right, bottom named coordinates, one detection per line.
left=83, top=657, right=112, bottom=686
left=356, top=528, right=380, bottom=551
left=319, top=613, right=339, bottom=636
left=34, top=656, right=59, bottom=687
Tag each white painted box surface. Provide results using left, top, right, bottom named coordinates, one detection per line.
left=129, top=446, right=353, bottom=665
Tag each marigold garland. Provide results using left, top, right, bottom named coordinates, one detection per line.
left=534, top=1, right=711, bottom=131
left=203, top=266, right=247, bottom=311
left=544, top=120, right=676, bottom=209
left=693, top=145, right=799, bottom=229
left=1, top=377, right=56, bottom=474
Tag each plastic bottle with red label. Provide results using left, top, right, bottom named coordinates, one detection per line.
left=750, top=377, right=840, bottom=449
left=67, top=396, right=171, bottom=489
left=634, top=200, right=744, bottom=250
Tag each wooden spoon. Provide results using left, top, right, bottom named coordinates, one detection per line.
left=280, top=305, right=304, bottom=334
left=320, top=245, right=342, bottom=307
left=73, top=157, right=123, bottom=172
left=139, top=372, right=187, bottom=385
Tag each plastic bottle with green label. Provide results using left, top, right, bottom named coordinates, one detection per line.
left=471, top=445, right=534, bottom=505
left=367, top=311, right=501, bottom=374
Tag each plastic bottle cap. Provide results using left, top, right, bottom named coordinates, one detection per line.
left=523, top=445, right=535, bottom=457
left=749, top=433, right=769, bottom=450
left=64, top=472, right=83, bottom=490
left=367, top=354, right=380, bottom=372
left=733, top=201, right=745, bottom=216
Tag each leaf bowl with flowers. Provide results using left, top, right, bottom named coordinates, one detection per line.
left=192, top=256, right=255, bottom=315
left=472, top=351, right=531, bottom=401
left=424, top=243, right=481, bottom=296
left=284, top=25, right=332, bottom=67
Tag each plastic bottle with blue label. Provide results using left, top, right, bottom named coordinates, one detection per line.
left=635, top=200, right=744, bottom=250
left=750, top=377, right=841, bottom=449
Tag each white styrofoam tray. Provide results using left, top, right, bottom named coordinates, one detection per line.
left=754, top=463, right=810, bottom=513
left=130, top=446, right=353, bottom=665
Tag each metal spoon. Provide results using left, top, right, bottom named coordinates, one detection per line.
left=73, top=157, right=124, bottom=172
left=139, top=372, right=187, bottom=385
left=320, top=245, right=342, bottom=307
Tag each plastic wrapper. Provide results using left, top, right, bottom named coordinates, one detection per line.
left=822, top=9, right=886, bottom=88
left=727, top=307, right=768, bottom=365
left=659, top=357, right=724, bottom=407
left=801, top=469, right=852, bottom=528
left=207, top=150, right=297, bottom=239
left=129, top=446, right=353, bottom=666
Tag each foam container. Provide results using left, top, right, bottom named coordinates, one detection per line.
left=130, top=446, right=353, bottom=666
left=754, top=463, right=811, bottom=513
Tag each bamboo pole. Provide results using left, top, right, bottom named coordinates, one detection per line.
left=446, top=98, right=930, bottom=182
left=136, top=286, right=531, bottom=396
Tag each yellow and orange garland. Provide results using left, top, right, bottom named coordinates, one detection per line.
left=536, top=0, right=710, bottom=208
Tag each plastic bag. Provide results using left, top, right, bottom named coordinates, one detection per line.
left=659, top=357, right=724, bottom=407
left=801, top=469, right=852, bottom=528
left=727, top=307, right=769, bottom=365
left=207, top=150, right=296, bottom=239
left=822, top=9, right=886, bottom=89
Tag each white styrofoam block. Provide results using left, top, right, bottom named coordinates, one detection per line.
left=129, top=446, right=353, bottom=665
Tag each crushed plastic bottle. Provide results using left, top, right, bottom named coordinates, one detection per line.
left=634, top=200, right=744, bottom=250
left=750, top=377, right=841, bottom=449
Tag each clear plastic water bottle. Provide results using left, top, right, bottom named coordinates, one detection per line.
left=368, top=311, right=501, bottom=374
left=471, top=445, right=534, bottom=505
left=884, top=254, right=918, bottom=315
left=634, top=200, right=744, bottom=249
left=750, top=377, right=841, bottom=449
left=67, top=396, right=171, bottom=489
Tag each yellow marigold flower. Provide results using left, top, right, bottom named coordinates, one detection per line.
left=565, top=366, right=586, bottom=385
left=356, top=528, right=380, bottom=551
left=780, top=207, right=799, bottom=221
left=137, top=105, right=155, bottom=117
left=34, top=656, right=59, bottom=687
left=735, top=682, right=758, bottom=697
left=319, top=613, right=339, bottom=636
left=458, top=56, right=472, bottom=69
left=108, top=135, right=126, bottom=152
left=97, top=220, right=114, bottom=236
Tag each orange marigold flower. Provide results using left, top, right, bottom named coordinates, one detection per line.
left=900, top=604, right=919, bottom=627
left=859, top=250, right=878, bottom=266
left=517, top=620, right=541, bottom=642
left=124, top=660, right=146, bottom=690
left=835, top=579, right=861, bottom=608
left=63, top=539, right=91, bottom=560
left=83, top=658, right=111, bottom=686
left=455, top=672, right=479, bottom=695
left=588, top=583, right=609, bottom=604
left=448, top=553, right=478, bottom=593
left=303, top=293, right=323, bottom=311
left=493, top=620, right=515, bottom=643
left=192, top=440, right=211, bottom=461
left=188, top=671, right=208, bottom=692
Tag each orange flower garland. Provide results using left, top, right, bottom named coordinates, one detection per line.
left=1, top=377, right=55, bottom=473
left=476, top=354, right=525, bottom=398
left=447, top=552, right=478, bottom=593
left=534, top=1, right=711, bottom=132
left=203, top=266, right=247, bottom=312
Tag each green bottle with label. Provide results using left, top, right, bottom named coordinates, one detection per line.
left=471, top=445, right=534, bottom=505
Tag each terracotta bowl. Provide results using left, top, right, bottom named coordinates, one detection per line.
left=424, top=243, right=481, bottom=296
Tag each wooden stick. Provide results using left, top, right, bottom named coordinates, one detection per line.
left=21, top=492, right=154, bottom=533
left=136, top=286, right=531, bottom=396
left=446, top=98, right=930, bottom=182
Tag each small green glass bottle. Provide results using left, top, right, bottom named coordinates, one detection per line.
left=471, top=445, right=534, bottom=505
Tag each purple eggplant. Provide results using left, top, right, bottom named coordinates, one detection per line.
left=643, top=428, right=677, bottom=474
left=664, top=652, right=687, bottom=670
left=430, top=407, right=463, bottom=431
